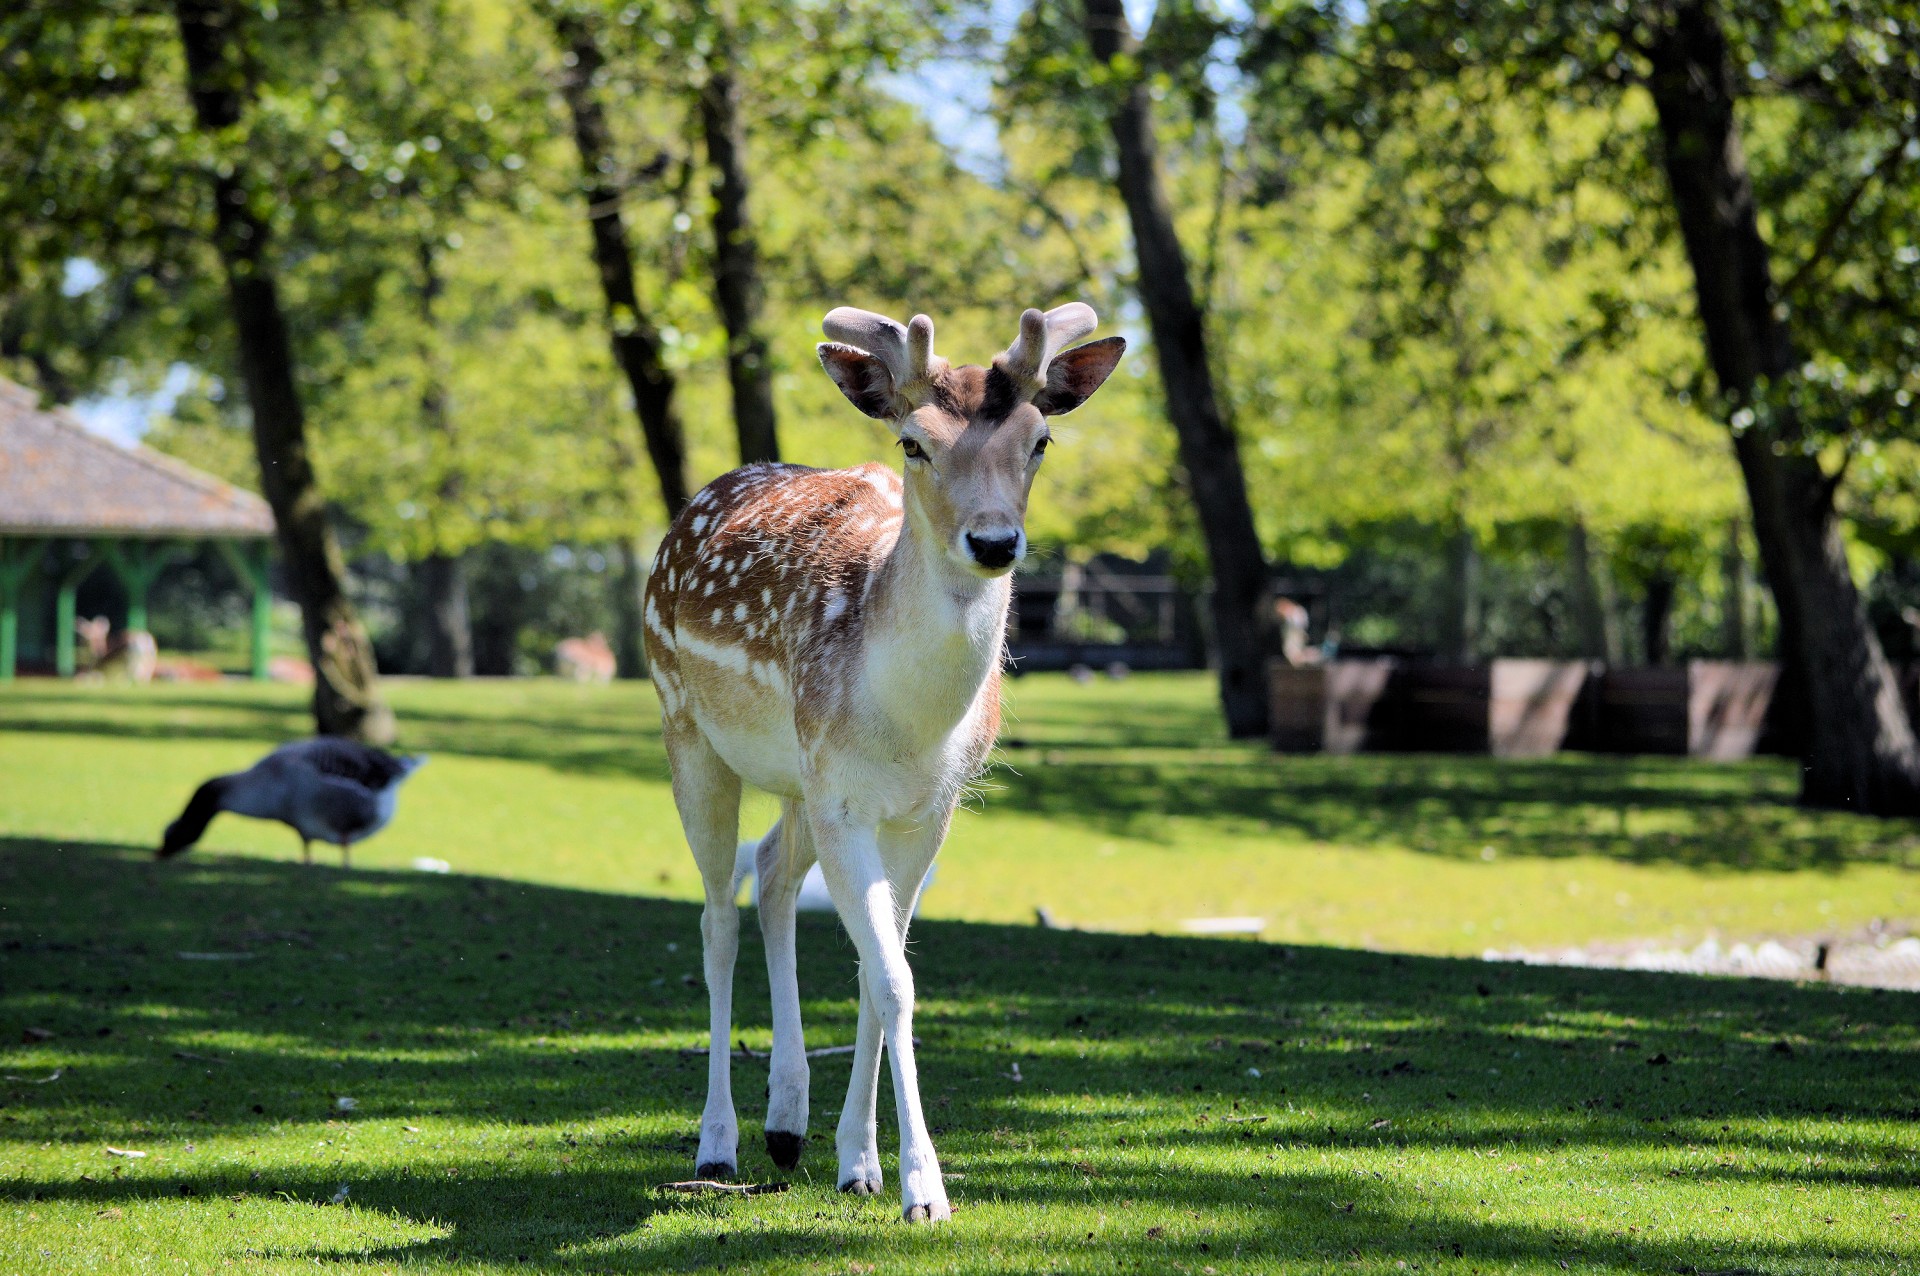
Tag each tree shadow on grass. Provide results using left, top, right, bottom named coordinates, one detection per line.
left=12, top=682, right=1914, bottom=874
left=3, top=838, right=1916, bottom=1270
left=989, top=749, right=1920, bottom=871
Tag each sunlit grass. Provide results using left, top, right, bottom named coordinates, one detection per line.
left=2, top=675, right=1917, bottom=1272
left=2, top=674, right=1915, bottom=952
left=0, top=842, right=1915, bottom=1273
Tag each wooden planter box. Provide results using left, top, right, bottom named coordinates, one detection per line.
left=1488, top=660, right=1594, bottom=758
left=1687, top=661, right=1781, bottom=759
left=1269, top=659, right=1396, bottom=754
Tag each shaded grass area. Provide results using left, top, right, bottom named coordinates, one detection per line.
left=2, top=676, right=1918, bottom=953
left=2, top=839, right=1917, bottom=1273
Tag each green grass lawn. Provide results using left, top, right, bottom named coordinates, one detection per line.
left=1, top=675, right=1915, bottom=951
left=2, top=675, right=1917, bottom=1272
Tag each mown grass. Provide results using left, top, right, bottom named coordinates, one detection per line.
left=3, top=841, right=1917, bottom=1273
left=2, top=675, right=1916, bottom=952
left=1, top=675, right=1917, bottom=1272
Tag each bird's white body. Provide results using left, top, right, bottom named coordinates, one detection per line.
left=160, top=739, right=426, bottom=867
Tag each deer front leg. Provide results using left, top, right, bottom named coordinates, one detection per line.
left=756, top=807, right=813, bottom=1170
left=667, top=729, right=744, bottom=1179
left=836, top=815, right=948, bottom=1200
left=813, top=809, right=950, bottom=1223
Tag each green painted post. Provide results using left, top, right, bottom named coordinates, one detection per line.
left=55, top=547, right=103, bottom=678
left=0, top=539, right=49, bottom=682
left=217, top=539, right=274, bottom=681
left=103, top=541, right=175, bottom=635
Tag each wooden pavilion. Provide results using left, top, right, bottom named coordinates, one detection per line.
left=0, top=376, right=276, bottom=680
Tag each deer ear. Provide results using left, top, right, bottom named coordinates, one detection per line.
left=1031, top=337, right=1126, bottom=416
left=818, top=342, right=899, bottom=419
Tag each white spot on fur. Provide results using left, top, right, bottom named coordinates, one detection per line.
left=644, top=597, right=676, bottom=651
left=680, top=631, right=751, bottom=675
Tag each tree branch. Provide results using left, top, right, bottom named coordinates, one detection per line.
left=1779, top=132, right=1912, bottom=302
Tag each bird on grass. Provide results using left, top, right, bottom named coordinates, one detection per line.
left=158, top=739, right=427, bottom=868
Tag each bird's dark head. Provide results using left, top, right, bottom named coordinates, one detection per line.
left=158, top=817, right=196, bottom=859
left=157, top=776, right=231, bottom=860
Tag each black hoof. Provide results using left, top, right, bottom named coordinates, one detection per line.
left=839, top=1177, right=882, bottom=1196
left=696, top=1161, right=736, bottom=1180
left=765, top=1130, right=803, bottom=1170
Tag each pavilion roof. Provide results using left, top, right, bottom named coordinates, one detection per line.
left=0, top=377, right=274, bottom=539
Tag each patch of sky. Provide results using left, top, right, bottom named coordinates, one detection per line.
left=880, top=1, right=1249, bottom=180
left=70, top=362, right=197, bottom=446
left=61, top=257, right=105, bottom=298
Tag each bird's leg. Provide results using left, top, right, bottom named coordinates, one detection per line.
left=301, top=837, right=312, bottom=866
left=340, top=841, right=350, bottom=870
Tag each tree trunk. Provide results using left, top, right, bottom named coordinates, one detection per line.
left=552, top=12, right=692, bottom=522
left=1645, top=0, right=1920, bottom=812
left=1439, top=525, right=1479, bottom=665
left=1721, top=516, right=1749, bottom=659
left=416, top=243, right=472, bottom=679
left=1567, top=520, right=1619, bottom=662
left=1642, top=571, right=1676, bottom=667
left=1082, top=0, right=1270, bottom=737
left=173, top=0, right=393, bottom=743
left=467, top=544, right=522, bottom=677
left=611, top=536, right=648, bottom=680
left=419, top=552, right=473, bottom=678
left=700, top=43, right=780, bottom=465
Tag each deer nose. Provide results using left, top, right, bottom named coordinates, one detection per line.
left=965, top=532, right=1021, bottom=570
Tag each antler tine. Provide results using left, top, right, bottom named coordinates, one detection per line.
left=821, top=307, right=939, bottom=395
left=823, top=307, right=909, bottom=378
left=997, top=302, right=1099, bottom=394
left=906, top=314, right=935, bottom=382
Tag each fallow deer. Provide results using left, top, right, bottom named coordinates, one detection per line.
left=644, top=303, right=1124, bottom=1222
left=78, top=616, right=159, bottom=684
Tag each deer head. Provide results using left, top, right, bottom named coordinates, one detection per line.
left=77, top=616, right=112, bottom=662
left=817, top=304, right=1125, bottom=577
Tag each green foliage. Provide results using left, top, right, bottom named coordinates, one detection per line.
left=10, top=0, right=1919, bottom=661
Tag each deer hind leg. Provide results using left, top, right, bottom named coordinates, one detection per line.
left=755, top=799, right=815, bottom=1170
left=666, top=727, right=744, bottom=1178
left=813, top=808, right=951, bottom=1222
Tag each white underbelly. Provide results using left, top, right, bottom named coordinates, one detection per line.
left=690, top=697, right=805, bottom=797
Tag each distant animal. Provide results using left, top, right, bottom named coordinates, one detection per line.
left=157, top=738, right=427, bottom=868
left=646, top=301, right=1123, bottom=1221
left=77, top=616, right=158, bottom=683
left=555, top=632, right=617, bottom=682
left=267, top=655, right=316, bottom=685
left=153, top=656, right=224, bottom=683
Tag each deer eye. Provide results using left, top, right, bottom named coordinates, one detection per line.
left=1032, top=435, right=1051, bottom=459
left=900, top=438, right=926, bottom=461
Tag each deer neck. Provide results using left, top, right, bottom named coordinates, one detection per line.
left=861, top=485, right=1009, bottom=743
